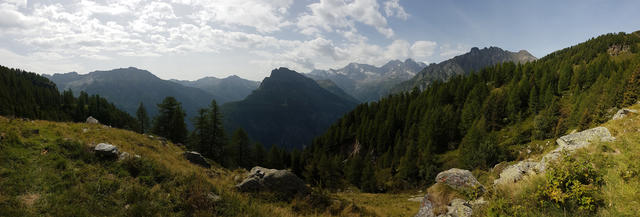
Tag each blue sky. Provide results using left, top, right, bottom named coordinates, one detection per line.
left=1, top=0, right=639, bottom=81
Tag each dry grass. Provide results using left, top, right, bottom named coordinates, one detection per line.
left=336, top=192, right=420, bottom=217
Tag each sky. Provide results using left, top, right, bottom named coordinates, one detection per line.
left=1, top=0, right=639, bottom=81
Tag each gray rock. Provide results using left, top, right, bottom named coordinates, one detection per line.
left=555, top=126, right=615, bottom=148
left=94, top=143, right=118, bottom=159
left=612, top=109, right=638, bottom=120
left=86, top=116, right=99, bottom=124
left=235, top=166, right=310, bottom=197
left=493, top=161, right=539, bottom=185
left=443, top=198, right=472, bottom=217
left=183, top=151, right=210, bottom=168
left=495, top=127, right=615, bottom=186
left=118, top=152, right=130, bottom=161
left=435, top=168, right=484, bottom=193
left=414, top=195, right=436, bottom=217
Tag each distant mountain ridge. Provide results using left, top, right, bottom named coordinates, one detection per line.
left=45, top=67, right=219, bottom=124
left=307, top=59, right=427, bottom=102
left=171, top=75, right=259, bottom=103
left=392, top=47, right=537, bottom=93
left=222, top=67, right=358, bottom=150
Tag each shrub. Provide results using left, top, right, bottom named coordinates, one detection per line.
left=535, top=154, right=604, bottom=212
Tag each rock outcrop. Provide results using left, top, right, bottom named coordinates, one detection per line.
left=94, top=143, right=118, bottom=159
left=182, top=151, right=211, bottom=168
left=612, top=108, right=638, bottom=120
left=235, top=166, right=309, bottom=197
left=415, top=169, right=483, bottom=217
left=436, top=168, right=484, bottom=193
left=86, top=116, right=99, bottom=124
left=494, top=126, right=615, bottom=185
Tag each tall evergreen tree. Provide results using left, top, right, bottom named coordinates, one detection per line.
left=136, top=102, right=150, bottom=134
left=152, top=97, right=187, bottom=143
left=228, top=128, right=251, bottom=168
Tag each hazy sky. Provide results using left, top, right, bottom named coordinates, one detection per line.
left=1, top=0, right=639, bottom=81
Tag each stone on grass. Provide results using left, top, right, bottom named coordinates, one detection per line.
left=435, top=168, right=484, bottom=193
left=86, top=116, right=99, bottom=124
left=612, top=109, right=638, bottom=120
left=183, top=151, right=211, bottom=168
left=235, top=166, right=310, bottom=197
left=94, top=143, right=118, bottom=159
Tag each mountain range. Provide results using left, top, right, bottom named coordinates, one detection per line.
left=171, top=75, right=260, bottom=103
left=222, top=67, right=358, bottom=150
left=307, top=59, right=427, bottom=102
left=44, top=68, right=255, bottom=125
left=391, top=47, right=537, bottom=93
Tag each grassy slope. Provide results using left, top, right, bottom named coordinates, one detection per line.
left=0, top=116, right=415, bottom=216
left=477, top=104, right=640, bottom=216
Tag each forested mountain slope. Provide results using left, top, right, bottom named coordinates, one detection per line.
left=222, top=68, right=358, bottom=150
left=0, top=66, right=138, bottom=130
left=302, top=31, right=640, bottom=192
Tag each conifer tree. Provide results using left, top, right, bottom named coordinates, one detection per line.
left=152, top=97, right=187, bottom=143
left=136, top=102, right=150, bottom=134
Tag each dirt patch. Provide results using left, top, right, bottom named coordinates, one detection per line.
left=20, top=193, right=40, bottom=207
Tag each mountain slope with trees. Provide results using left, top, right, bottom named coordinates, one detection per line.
left=392, top=47, right=537, bottom=93
left=0, top=65, right=138, bottom=130
left=222, top=67, right=358, bottom=150
left=302, top=31, right=640, bottom=192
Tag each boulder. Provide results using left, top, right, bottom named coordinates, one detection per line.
left=612, top=108, right=638, bottom=120
left=414, top=195, right=436, bottom=217
left=183, top=151, right=211, bottom=168
left=493, top=161, right=539, bottom=185
left=555, top=126, right=614, bottom=148
left=235, top=166, right=310, bottom=197
left=94, top=143, right=119, bottom=159
left=435, top=168, right=484, bottom=193
left=495, top=126, right=615, bottom=186
left=86, top=116, right=99, bottom=124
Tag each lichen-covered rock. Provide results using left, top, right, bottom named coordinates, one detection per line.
left=235, top=166, right=309, bottom=197
left=414, top=195, right=436, bottom=217
left=443, top=198, right=472, bottom=217
left=182, top=151, right=211, bottom=168
left=435, top=168, right=484, bottom=193
left=493, top=161, right=539, bottom=185
left=94, top=143, right=118, bottom=159
left=612, top=108, right=638, bottom=120
left=555, top=126, right=614, bottom=148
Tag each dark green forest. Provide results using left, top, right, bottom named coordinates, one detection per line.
left=300, top=32, right=640, bottom=192
left=0, top=66, right=138, bottom=130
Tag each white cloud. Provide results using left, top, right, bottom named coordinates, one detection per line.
left=0, top=0, right=427, bottom=80
left=439, top=43, right=468, bottom=59
left=184, top=0, right=293, bottom=33
left=297, top=0, right=395, bottom=38
left=384, top=0, right=409, bottom=20
left=411, top=40, right=437, bottom=61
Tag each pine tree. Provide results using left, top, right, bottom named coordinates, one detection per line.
left=207, top=100, right=225, bottom=160
left=228, top=128, right=251, bottom=168
left=152, top=97, right=187, bottom=143
left=136, top=102, right=150, bottom=134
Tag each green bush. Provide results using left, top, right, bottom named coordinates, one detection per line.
left=535, top=154, right=604, bottom=212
